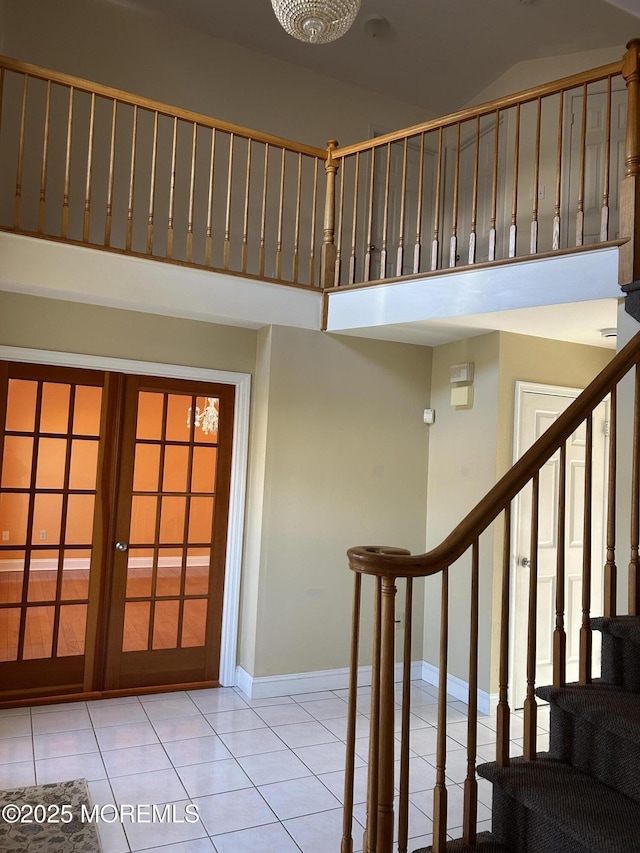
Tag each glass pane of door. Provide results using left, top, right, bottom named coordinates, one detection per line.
left=0, top=365, right=103, bottom=696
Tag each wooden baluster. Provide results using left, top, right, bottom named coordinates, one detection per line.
left=104, top=100, right=117, bottom=247
left=450, top=122, right=461, bottom=268
left=224, top=133, right=235, bottom=271
left=463, top=541, right=479, bottom=846
left=309, top=157, right=319, bottom=285
left=83, top=93, right=96, bottom=243
left=62, top=86, right=75, bottom=239
left=414, top=132, right=425, bottom=273
left=468, top=117, right=480, bottom=265
left=554, top=443, right=567, bottom=688
left=497, top=504, right=511, bottom=767
left=631, top=365, right=640, bottom=616
left=205, top=128, right=217, bottom=267
left=38, top=80, right=51, bottom=234
left=364, top=576, right=382, bottom=853
left=379, top=143, right=391, bottom=279
left=553, top=91, right=564, bottom=251
left=396, top=138, right=408, bottom=277
left=364, top=148, right=375, bottom=282
left=166, top=116, right=177, bottom=259
left=604, top=386, right=617, bottom=617
left=349, top=152, right=360, bottom=284
left=398, top=577, right=413, bottom=853
left=292, top=151, right=302, bottom=282
left=576, top=82, right=589, bottom=247
left=186, top=122, right=198, bottom=263
left=125, top=104, right=137, bottom=252
left=488, top=110, right=500, bottom=262
left=321, top=139, right=339, bottom=288
left=341, top=572, right=362, bottom=853
left=619, top=39, right=640, bottom=283
left=432, top=128, right=443, bottom=270
left=524, top=473, right=539, bottom=761
left=432, top=566, right=449, bottom=853
left=377, top=575, right=397, bottom=852
left=334, top=157, right=344, bottom=287
left=241, top=139, right=252, bottom=274
left=147, top=111, right=159, bottom=254
left=601, top=76, right=612, bottom=242
left=14, top=74, right=28, bottom=230
left=530, top=97, right=542, bottom=254
left=275, top=146, right=286, bottom=280
left=258, top=142, right=268, bottom=276
left=509, top=103, right=521, bottom=258
left=580, top=415, right=593, bottom=684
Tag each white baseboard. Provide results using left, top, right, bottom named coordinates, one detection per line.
left=235, top=660, right=424, bottom=700
left=420, top=661, right=496, bottom=716
left=235, top=661, right=498, bottom=716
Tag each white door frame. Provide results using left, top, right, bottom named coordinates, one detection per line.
left=0, top=345, right=250, bottom=688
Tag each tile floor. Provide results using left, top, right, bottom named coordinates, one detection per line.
left=0, top=680, right=550, bottom=852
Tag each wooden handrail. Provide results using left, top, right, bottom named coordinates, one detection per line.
left=348, top=328, right=640, bottom=578
left=335, top=60, right=623, bottom=158
left=0, top=55, right=326, bottom=159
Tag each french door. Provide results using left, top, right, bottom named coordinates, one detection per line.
left=0, top=362, right=234, bottom=702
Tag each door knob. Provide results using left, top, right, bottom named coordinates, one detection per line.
left=520, top=556, right=531, bottom=568
left=115, top=541, right=128, bottom=552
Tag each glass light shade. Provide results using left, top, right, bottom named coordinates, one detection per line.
left=271, top=0, right=361, bottom=44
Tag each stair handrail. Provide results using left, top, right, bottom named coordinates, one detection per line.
left=348, top=326, right=640, bottom=578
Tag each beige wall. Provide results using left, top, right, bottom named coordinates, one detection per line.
left=241, top=325, right=432, bottom=677
left=0, top=290, right=258, bottom=374
left=0, top=0, right=430, bottom=149
left=422, top=330, right=613, bottom=694
left=0, top=291, right=433, bottom=680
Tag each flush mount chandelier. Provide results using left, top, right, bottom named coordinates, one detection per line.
left=270, top=0, right=361, bottom=43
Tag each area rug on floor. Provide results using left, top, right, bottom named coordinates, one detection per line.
left=0, top=778, right=102, bottom=852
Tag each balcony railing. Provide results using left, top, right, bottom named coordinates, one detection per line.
left=0, top=56, right=327, bottom=288
left=0, top=42, right=639, bottom=291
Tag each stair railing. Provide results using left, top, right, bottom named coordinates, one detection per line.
left=341, top=328, right=640, bottom=853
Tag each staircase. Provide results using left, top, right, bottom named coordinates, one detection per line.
left=459, top=618, right=640, bottom=853
left=340, top=327, right=640, bottom=853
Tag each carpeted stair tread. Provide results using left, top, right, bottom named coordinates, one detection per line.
left=536, top=682, right=640, bottom=744
left=478, top=756, right=640, bottom=852
left=591, top=615, right=640, bottom=644
left=412, top=831, right=512, bottom=853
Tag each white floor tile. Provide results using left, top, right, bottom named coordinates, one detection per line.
left=294, top=740, right=362, bottom=776
left=152, top=716, right=215, bottom=743
left=102, top=743, right=172, bottom=778
left=96, top=721, right=160, bottom=752
left=0, top=759, right=35, bottom=787
left=271, top=721, right=339, bottom=749
left=204, top=708, right=266, bottom=734
left=238, top=749, right=312, bottom=786
left=141, top=840, right=216, bottom=853
left=177, top=758, right=253, bottom=797
left=90, top=702, right=149, bottom=728
left=0, top=735, right=34, bottom=764
left=284, top=806, right=363, bottom=853
left=141, top=696, right=200, bottom=721
left=110, top=767, right=188, bottom=806
left=31, top=707, right=92, bottom=734
left=194, top=787, right=278, bottom=835
left=36, top=751, right=106, bottom=783
left=297, top=697, right=350, bottom=720
left=212, top=821, right=301, bottom=852
left=253, top=702, right=315, bottom=727
left=163, top=734, right=232, bottom=768
left=218, top=728, right=287, bottom=758
left=258, top=774, right=341, bottom=820
left=0, top=715, right=31, bottom=739
left=188, top=689, right=249, bottom=714
left=123, top=799, right=207, bottom=851
left=34, top=728, right=99, bottom=760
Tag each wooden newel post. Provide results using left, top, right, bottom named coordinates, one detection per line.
left=377, top=575, right=397, bottom=853
left=620, top=39, right=640, bottom=285
left=320, top=139, right=339, bottom=288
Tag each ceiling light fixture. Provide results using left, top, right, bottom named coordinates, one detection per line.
left=270, top=0, right=361, bottom=44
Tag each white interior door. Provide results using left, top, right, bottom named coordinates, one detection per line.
left=511, top=383, right=607, bottom=708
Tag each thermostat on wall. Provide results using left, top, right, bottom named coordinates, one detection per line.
left=450, top=362, right=474, bottom=384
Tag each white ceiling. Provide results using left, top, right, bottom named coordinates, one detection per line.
left=106, top=0, right=638, bottom=114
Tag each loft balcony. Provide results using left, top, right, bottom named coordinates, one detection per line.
left=0, top=44, right=639, bottom=344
